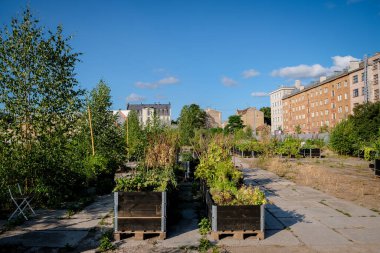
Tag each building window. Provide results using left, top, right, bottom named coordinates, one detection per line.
left=353, top=89, right=359, bottom=98
left=331, top=103, right=335, bottom=109
left=353, top=75, right=358, bottom=84
left=344, top=93, right=348, bottom=100
left=344, top=81, right=348, bottom=87
left=325, top=110, right=329, bottom=115
left=324, top=88, right=328, bottom=93
left=362, top=87, right=365, bottom=96
left=331, top=90, right=335, bottom=97
left=337, top=82, right=341, bottom=88
left=325, top=99, right=328, bottom=104
left=345, top=106, right=349, bottom=112
left=361, top=72, right=365, bottom=81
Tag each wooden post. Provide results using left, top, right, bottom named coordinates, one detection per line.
left=88, top=105, right=95, bottom=156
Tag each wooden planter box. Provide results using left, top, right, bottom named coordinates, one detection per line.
left=375, top=159, right=380, bottom=176
left=299, top=148, right=321, bottom=158
left=114, top=191, right=167, bottom=240
left=205, top=190, right=265, bottom=240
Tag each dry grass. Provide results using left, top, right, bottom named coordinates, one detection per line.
left=250, top=157, right=380, bottom=212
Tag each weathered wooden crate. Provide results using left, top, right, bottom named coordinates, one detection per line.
left=375, top=159, right=380, bottom=176
left=299, top=148, right=321, bottom=158
left=114, top=191, right=167, bottom=240
left=205, top=190, right=265, bottom=240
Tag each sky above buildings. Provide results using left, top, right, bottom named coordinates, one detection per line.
left=1, top=0, right=380, bottom=121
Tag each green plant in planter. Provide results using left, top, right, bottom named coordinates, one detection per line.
left=198, top=217, right=211, bottom=235
left=114, top=166, right=177, bottom=192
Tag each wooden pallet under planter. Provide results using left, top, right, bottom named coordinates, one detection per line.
left=114, top=191, right=167, bottom=240
left=205, top=190, right=265, bottom=240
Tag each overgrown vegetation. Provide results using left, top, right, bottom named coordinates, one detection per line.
left=330, top=102, right=380, bottom=159
left=195, top=135, right=267, bottom=206
left=0, top=9, right=124, bottom=210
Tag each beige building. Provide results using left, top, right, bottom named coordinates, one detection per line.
left=269, top=80, right=304, bottom=134
left=283, top=73, right=351, bottom=134
left=349, top=53, right=380, bottom=112
left=236, top=107, right=264, bottom=133
left=205, top=108, right=222, bottom=128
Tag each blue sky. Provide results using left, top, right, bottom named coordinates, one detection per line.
left=1, top=0, right=380, bottom=121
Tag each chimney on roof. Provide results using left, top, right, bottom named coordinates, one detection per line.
left=320, top=76, right=327, bottom=82
left=349, top=61, right=359, bottom=71
left=294, top=80, right=301, bottom=89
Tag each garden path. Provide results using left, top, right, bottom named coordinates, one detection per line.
left=0, top=194, right=113, bottom=252
left=220, top=157, right=380, bottom=253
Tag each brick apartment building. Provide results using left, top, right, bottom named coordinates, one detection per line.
left=281, top=53, right=380, bottom=134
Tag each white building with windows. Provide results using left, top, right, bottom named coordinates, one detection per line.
left=269, top=81, right=303, bottom=134
left=127, top=103, right=171, bottom=126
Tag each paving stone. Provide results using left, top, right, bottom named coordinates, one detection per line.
left=0, top=230, right=88, bottom=248
left=265, top=210, right=285, bottom=230
left=321, top=198, right=379, bottom=217
left=317, top=216, right=380, bottom=229
left=289, top=220, right=352, bottom=246
left=335, top=227, right=380, bottom=244
left=259, top=229, right=301, bottom=246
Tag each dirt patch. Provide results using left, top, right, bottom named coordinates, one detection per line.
left=245, top=156, right=380, bottom=212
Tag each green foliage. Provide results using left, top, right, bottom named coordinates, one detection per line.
left=303, top=139, right=325, bottom=149
left=181, top=152, right=194, bottom=162
left=88, top=80, right=125, bottom=171
left=195, top=138, right=266, bottom=206
left=276, top=137, right=301, bottom=157
left=295, top=125, right=302, bottom=134
left=0, top=8, right=87, bottom=206
left=225, top=115, right=244, bottom=133
left=329, top=120, right=356, bottom=155
left=126, top=110, right=146, bottom=161
left=83, top=154, right=108, bottom=178
left=198, top=218, right=211, bottom=236
left=329, top=102, right=380, bottom=156
left=260, top=106, right=271, bottom=125
left=178, top=104, right=207, bottom=145
left=98, top=230, right=115, bottom=252
left=114, top=167, right=177, bottom=192
left=198, top=237, right=213, bottom=252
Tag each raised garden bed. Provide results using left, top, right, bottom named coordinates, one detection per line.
left=375, top=159, right=380, bottom=176
left=114, top=191, right=167, bottom=240
left=299, top=148, right=321, bottom=158
left=205, top=189, right=265, bottom=240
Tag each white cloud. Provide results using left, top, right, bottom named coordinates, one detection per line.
left=251, top=92, right=268, bottom=97
left=135, top=76, right=179, bottom=89
left=242, top=69, right=260, bottom=79
left=135, top=81, right=158, bottom=89
left=221, top=76, right=238, bottom=87
left=271, top=55, right=359, bottom=79
left=126, top=93, right=146, bottom=102
left=158, top=76, right=179, bottom=85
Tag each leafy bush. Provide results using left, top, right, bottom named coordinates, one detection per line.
left=303, top=139, right=325, bottom=149
left=329, top=120, right=357, bottom=155
left=195, top=139, right=266, bottom=206
left=276, top=137, right=301, bottom=157
left=98, top=230, right=115, bottom=252
left=198, top=218, right=211, bottom=235
left=114, top=167, right=177, bottom=192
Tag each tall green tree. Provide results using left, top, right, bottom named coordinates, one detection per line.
left=225, top=115, right=244, bottom=133
left=0, top=8, right=85, bottom=205
left=87, top=80, right=125, bottom=171
left=260, top=107, right=271, bottom=125
left=126, top=110, right=146, bottom=160
left=178, top=104, right=207, bottom=145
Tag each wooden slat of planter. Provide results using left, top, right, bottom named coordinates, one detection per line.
left=118, top=218, right=162, bottom=231
left=118, top=192, right=162, bottom=217
left=217, top=218, right=261, bottom=231
left=211, top=230, right=264, bottom=240
left=114, top=231, right=166, bottom=241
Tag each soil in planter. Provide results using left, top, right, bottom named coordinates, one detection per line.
left=167, top=181, right=201, bottom=237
